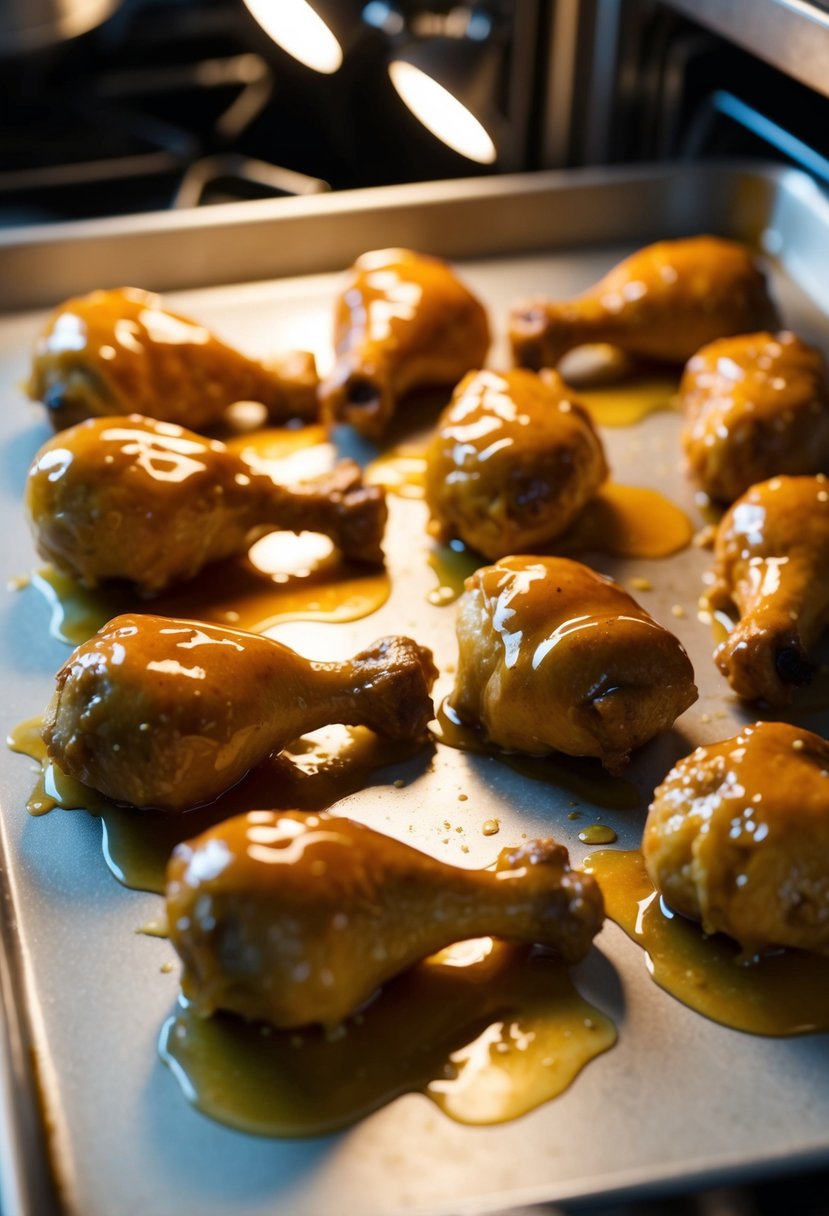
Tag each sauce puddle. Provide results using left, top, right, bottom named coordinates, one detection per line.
left=159, top=937, right=616, bottom=1136
left=576, top=378, right=679, bottom=428
left=559, top=484, right=692, bottom=560
left=8, top=719, right=432, bottom=894
left=29, top=534, right=390, bottom=646
left=432, top=700, right=640, bottom=811
left=584, top=849, right=829, bottom=1035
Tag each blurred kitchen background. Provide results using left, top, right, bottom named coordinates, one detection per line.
left=1, top=0, right=829, bottom=228
left=3, top=1, right=829, bottom=1214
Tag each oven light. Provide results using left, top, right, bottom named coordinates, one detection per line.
left=388, top=59, right=497, bottom=165
left=242, top=0, right=344, bottom=74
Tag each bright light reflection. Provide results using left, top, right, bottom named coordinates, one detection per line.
left=389, top=60, right=497, bottom=164
left=243, top=0, right=343, bottom=74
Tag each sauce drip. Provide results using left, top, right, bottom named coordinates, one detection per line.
left=578, top=825, right=618, bottom=845
left=432, top=700, right=640, bottom=811
left=8, top=719, right=432, bottom=894
left=159, top=937, right=616, bottom=1136
left=584, top=849, right=829, bottom=1035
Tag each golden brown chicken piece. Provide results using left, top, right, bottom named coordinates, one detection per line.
left=450, top=556, right=697, bottom=772
left=423, top=368, right=608, bottom=559
left=28, top=287, right=319, bottom=430
left=26, top=414, right=386, bottom=593
left=708, top=475, right=829, bottom=706
left=318, top=248, right=491, bottom=439
left=644, top=721, right=829, bottom=956
left=681, top=332, right=829, bottom=503
left=166, top=810, right=604, bottom=1028
left=510, top=237, right=779, bottom=371
left=44, top=615, right=438, bottom=811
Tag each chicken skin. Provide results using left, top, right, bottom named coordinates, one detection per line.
left=644, top=721, right=829, bottom=956
left=318, top=248, right=491, bottom=439
left=26, top=415, right=386, bottom=593
left=423, top=368, right=608, bottom=559
left=708, top=475, right=829, bottom=706
left=510, top=237, right=779, bottom=371
left=166, top=810, right=604, bottom=1028
left=681, top=332, right=829, bottom=503
left=28, top=287, right=319, bottom=430
left=450, top=556, right=697, bottom=772
left=44, top=615, right=437, bottom=811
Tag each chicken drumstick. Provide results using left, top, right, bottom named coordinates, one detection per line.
left=44, top=615, right=438, bottom=810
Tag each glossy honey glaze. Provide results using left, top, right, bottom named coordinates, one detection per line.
left=8, top=718, right=432, bottom=893
left=25, top=424, right=389, bottom=644
left=159, top=936, right=616, bottom=1136
left=432, top=700, right=640, bottom=811
left=584, top=849, right=829, bottom=1035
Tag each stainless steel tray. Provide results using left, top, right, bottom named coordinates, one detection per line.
left=1, top=161, right=829, bottom=1216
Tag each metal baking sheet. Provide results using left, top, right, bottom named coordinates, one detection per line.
left=1, top=162, right=829, bottom=1216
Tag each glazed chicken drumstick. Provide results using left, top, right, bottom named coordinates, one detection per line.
left=645, top=721, right=829, bottom=956
left=26, top=415, right=387, bottom=593
left=167, top=810, right=604, bottom=1028
left=424, top=368, right=608, bottom=560
left=708, top=474, right=829, bottom=706
left=681, top=331, right=829, bottom=503
left=510, top=236, right=780, bottom=370
left=450, top=555, right=697, bottom=772
left=28, top=287, right=319, bottom=430
left=319, top=248, right=491, bottom=439
left=44, top=615, right=438, bottom=811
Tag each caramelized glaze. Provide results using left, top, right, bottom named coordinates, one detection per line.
left=681, top=332, right=829, bottom=503
left=645, top=722, right=829, bottom=956
left=450, top=556, right=697, bottom=772
left=159, top=937, right=616, bottom=1136
left=319, top=249, right=490, bottom=438
left=510, top=237, right=779, bottom=370
left=44, top=614, right=437, bottom=810
left=585, top=850, right=829, bottom=1035
left=166, top=812, right=604, bottom=1027
left=27, top=420, right=391, bottom=644
left=28, top=286, right=318, bottom=430
left=26, top=415, right=386, bottom=594
left=708, top=475, right=829, bottom=705
left=424, top=369, right=608, bottom=560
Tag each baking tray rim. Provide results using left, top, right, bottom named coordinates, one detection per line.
left=0, top=157, right=828, bottom=1216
